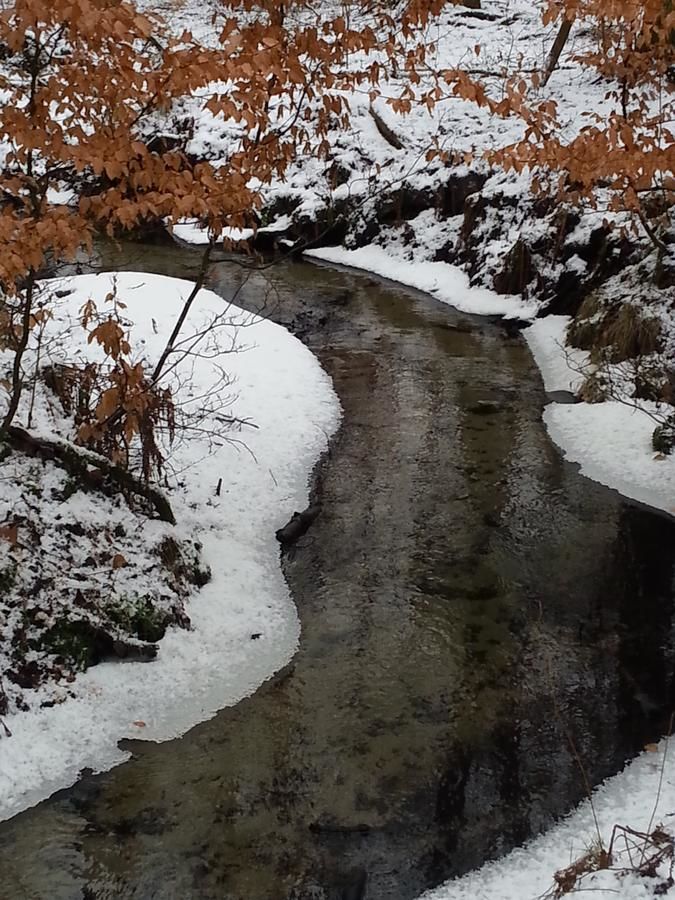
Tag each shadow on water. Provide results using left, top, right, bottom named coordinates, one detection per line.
left=1, top=241, right=675, bottom=900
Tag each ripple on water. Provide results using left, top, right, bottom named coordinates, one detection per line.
left=1, top=242, right=674, bottom=900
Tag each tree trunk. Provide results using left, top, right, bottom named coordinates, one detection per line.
left=542, top=18, right=574, bottom=87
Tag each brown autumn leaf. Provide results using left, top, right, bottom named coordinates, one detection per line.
left=0, top=523, right=18, bottom=546
left=112, top=553, right=127, bottom=570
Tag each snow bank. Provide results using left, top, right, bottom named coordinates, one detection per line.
left=169, top=216, right=293, bottom=246
left=420, top=736, right=675, bottom=900
left=305, top=245, right=539, bottom=320
left=525, top=316, right=675, bottom=517
left=170, top=220, right=255, bottom=245
left=0, top=271, right=340, bottom=822
left=544, top=403, right=675, bottom=516
left=524, top=316, right=587, bottom=394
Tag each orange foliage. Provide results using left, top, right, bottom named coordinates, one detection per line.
left=493, top=0, right=674, bottom=222
left=0, top=0, right=474, bottom=466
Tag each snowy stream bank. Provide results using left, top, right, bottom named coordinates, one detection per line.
left=0, top=271, right=340, bottom=822
left=0, top=251, right=672, bottom=900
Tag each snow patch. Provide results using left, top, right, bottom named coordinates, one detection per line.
left=524, top=315, right=587, bottom=394
left=170, top=220, right=255, bottom=245
left=544, top=402, right=675, bottom=516
left=524, top=315, right=675, bottom=516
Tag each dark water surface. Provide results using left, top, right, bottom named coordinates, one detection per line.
left=1, top=242, right=675, bottom=900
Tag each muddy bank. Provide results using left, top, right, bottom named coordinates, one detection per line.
left=1, top=244, right=674, bottom=900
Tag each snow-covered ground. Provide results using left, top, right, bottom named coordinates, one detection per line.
left=526, top=316, right=675, bottom=517
left=0, top=271, right=340, bottom=822
left=162, top=0, right=612, bottom=213
left=170, top=220, right=255, bottom=245
left=147, top=0, right=658, bottom=317
left=170, top=217, right=293, bottom=246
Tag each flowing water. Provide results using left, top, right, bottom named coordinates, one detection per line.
left=1, top=241, right=675, bottom=900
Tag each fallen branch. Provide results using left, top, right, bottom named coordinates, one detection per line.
left=276, top=504, right=321, bottom=547
left=368, top=105, right=404, bottom=150
left=3, top=425, right=176, bottom=525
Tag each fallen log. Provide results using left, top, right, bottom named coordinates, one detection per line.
left=275, top=504, right=321, bottom=547
left=3, top=425, right=176, bottom=525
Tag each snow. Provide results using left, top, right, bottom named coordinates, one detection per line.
left=306, top=245, right=539, bottom=319
left=170, top=220, right=255, bottom=245
left=524, top=315, right=675, bottom=517
left=170, top=216, right=294, bottom=246
left=525, top=315, right=587, bottom=393
left=46, top=186, right=76, bottom=206
left=420, top=735, right=675, bottom=900
left=142, top=0, right=644, bottom=304
left=0, top=271, right=340, bottom=822
left=544, top=402, right=675, bottom=516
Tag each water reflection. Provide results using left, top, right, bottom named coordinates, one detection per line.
left=0, top=243, right=674, bottom=900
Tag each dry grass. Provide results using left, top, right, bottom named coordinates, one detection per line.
left=545, top=825, right=675, bottom=898
left=603, top=304, right=662, bottom=362
left=578, top=370, right=609, bottom=403
left=568, top=296, right=662, bottom=363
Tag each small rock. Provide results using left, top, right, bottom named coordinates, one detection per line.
left=468, top=400, right=503, bottom=415
left=437, top=319, right=473, bottom=334
left=546, top=390, right=580, bottom=405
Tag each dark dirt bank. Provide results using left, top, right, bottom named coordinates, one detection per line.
left=1, top=241, right=675, bottom=900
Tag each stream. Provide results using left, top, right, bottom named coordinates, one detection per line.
left=1, top=240, right=675, bottom=900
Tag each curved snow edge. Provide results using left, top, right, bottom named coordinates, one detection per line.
left=525, top=316, right=675, bottom=518
left=305, top=245, right=540, bottom=320
left=0, top=272, right=341, bottom=823
left=417, top=318, right=675, bottom=900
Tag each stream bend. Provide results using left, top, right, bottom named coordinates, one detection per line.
left=1, top=245, right=674, bottom=900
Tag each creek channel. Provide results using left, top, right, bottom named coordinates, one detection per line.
left=1, top=239, right=675, bottom=900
